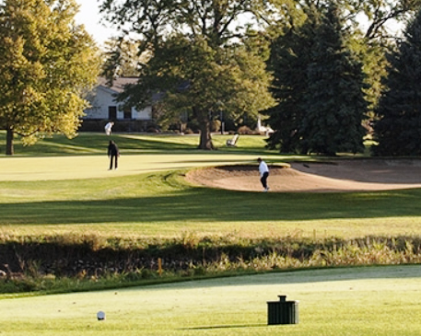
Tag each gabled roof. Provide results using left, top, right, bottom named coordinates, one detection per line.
left=97, top=77, right=138, bottom=94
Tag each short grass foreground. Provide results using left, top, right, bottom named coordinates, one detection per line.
left=1, top=266, right=420, bottom=336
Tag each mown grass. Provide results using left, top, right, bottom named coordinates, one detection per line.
left=1, top=131, right=400, bottom=239
left=1, top=169, right=421, bottom=238
left=1, top=131, right=421, bottom=296
left=1, top=266, right=421, bottom=335
left=1, top=132, right=421, bottom=335
left=0, top=132, right=274, bottom=156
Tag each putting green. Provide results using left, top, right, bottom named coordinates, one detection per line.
left=0, top=154, right=262, bottom=181
left=1, top=265, right=421, bottom=335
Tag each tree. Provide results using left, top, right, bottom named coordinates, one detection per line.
left=266, top=2, right=367, bottom=155
left=301, top=2, right=367, bottom=155
left=265, top=6, right=314, bottom=153
left=102, top=37, right=151, bottom=78
left=292, top=0, right=421, bottom=129
left=345, top=0, right=421, bottom=129
left=0, top=0, right=100, bottom=155
left=353, top=0, right=421, bottom=40
left=373, top=9, right=421, bottom=156
left=99, top=0, right=276, bottom=149
left=293, top=0, right=421, bottom=40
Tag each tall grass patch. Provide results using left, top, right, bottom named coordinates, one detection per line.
left=2, top=234, right=421, bottom=294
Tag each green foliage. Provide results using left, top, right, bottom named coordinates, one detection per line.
left=102, top=37, right=149, bottom=78
left=265, top=14, right=313, bottom=153
left=373, top=8, right=421, bottom=156
left=285, top=0, right=421, bottom=40
left=266, top=3, right=367, bottom=155
left=265, top=0, right=421, bottom=154
left=128, top=34, right=274, bottom=149
left=357, top=0, right=421, bottom=39
left=0, top=0, right=100, bottom=155
left=301, top=3, right=367, bottom=155
left=100, top=0, right=277, bottom=149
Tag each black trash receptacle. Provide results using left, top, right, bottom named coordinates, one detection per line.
left=267, top=295, right=299, bottom=325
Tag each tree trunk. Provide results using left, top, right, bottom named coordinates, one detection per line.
left=197, top=110, right=214, bottom=150
left=6, top=127, right=14, bottom=156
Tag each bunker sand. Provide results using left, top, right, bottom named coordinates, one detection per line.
left=186, top=160, right=421, bottom=193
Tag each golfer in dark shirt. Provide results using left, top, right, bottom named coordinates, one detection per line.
left=107, top=140, right=119, bottom=170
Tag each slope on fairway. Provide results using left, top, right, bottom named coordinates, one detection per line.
left=1, top=265, right=421, bottom=336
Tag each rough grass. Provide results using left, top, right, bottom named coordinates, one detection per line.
left=2, top=233, right=421, bottom=295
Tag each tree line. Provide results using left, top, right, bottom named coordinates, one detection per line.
left=265, top=0, right=421, bottom=156
left=1, top=0, right=421, bottom=155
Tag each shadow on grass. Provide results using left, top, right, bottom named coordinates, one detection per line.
left=1, top=185, right=421, bottom=225
left=0, top=132, right=279, bottom=156
left=3, top=135, right=198, bottom=156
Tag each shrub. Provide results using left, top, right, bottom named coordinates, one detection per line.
left=211, top=120, right=221, bottom=132
left=3, top=234, right=421, bottom=294
left=237, top=126, right=258, bottom=135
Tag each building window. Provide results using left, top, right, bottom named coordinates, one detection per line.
left=123, top=106, right=132, bottom=119
left=108, top=106, right=117, bottom=120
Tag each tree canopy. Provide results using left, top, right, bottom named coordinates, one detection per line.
left=98, top=0, right=421, bottom=153
left=266, top=2, right=367, bottom=155
left=102, top=37, right=150, bottom=78
left=373, top=8, right=421, bottom=156
left=0, top=0, right=100, bottom=155
left=289, top=0, right=421, bottom=40
left=301, top=3, right=367, bottom=155
left=100, top=0, right=277, bottom=149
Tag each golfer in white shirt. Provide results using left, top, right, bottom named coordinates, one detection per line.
left=104, top=122, right=114, bottom=136
left=257, top=157, right=269, bottom=192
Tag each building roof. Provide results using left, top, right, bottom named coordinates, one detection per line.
left=98, top=77, right=138, bottom=94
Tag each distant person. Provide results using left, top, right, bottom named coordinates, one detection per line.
left=107, top=140, right=120, bottom=170
left=257, top=157, right=269, bottom=192
left=104, top=122, right=114, bottom=136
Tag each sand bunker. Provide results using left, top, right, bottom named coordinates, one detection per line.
left=186, top=160, right=421, bottom=192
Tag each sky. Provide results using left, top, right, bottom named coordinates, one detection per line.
left=74, top=1, right=117, bottom=46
